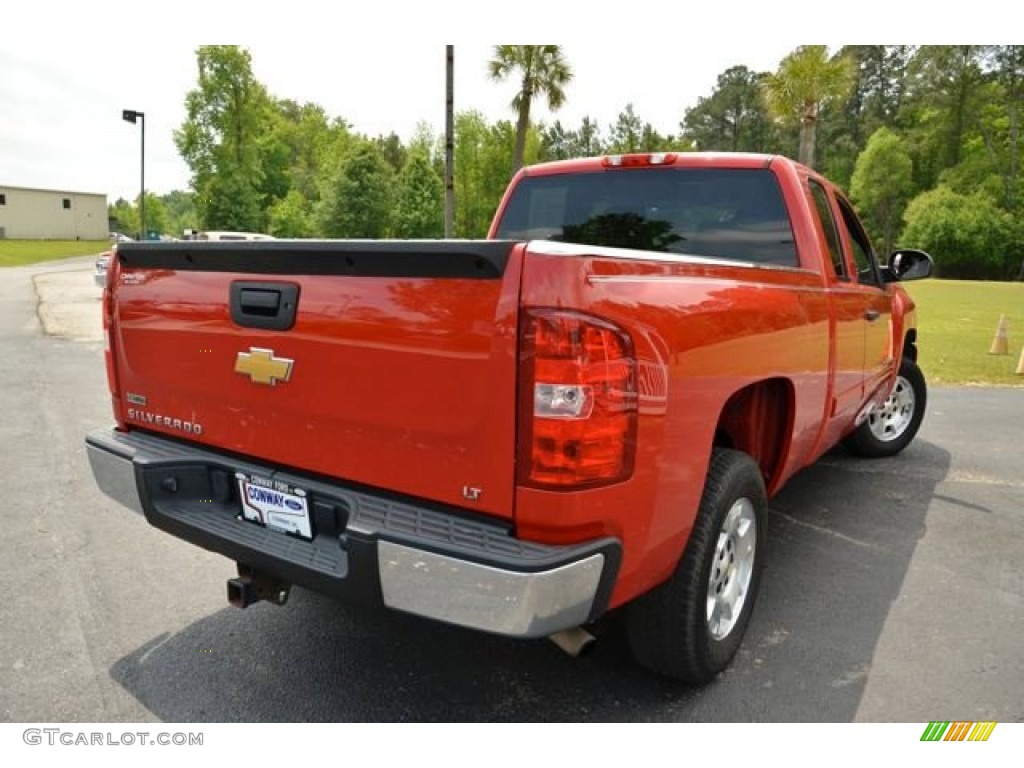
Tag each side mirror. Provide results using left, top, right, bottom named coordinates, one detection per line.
left=887, top=249, right=934, bottom=281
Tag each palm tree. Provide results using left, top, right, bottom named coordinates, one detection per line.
left=488, top=45, right=573, bottom=172
left=763, top=46, right=855, bottom=167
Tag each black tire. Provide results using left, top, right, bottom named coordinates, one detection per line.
left=843, top=357, right=927, bottom=458
left=627, top=448, right=766, bottom=683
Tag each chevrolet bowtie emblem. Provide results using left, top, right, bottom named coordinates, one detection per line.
left=234, top=348, right=294, bottom=386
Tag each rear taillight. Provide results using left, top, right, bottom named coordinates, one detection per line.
left=102, top=285, right=113, bottom=381
left=518, top=309, right=637, bottom=489
left=102, top=282, right=122, bottom=421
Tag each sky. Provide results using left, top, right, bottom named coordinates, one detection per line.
left=0, top=3, right=997, bottom=203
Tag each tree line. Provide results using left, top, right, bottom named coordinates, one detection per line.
left=109, top=45, right=1024, bottom=280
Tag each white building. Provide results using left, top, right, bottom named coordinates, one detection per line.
left=0, top=185, right=107, bottom=240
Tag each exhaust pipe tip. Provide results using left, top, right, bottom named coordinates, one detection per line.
left=548, top=626, right=597, bottom=658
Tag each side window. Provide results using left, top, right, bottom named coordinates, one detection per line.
left=836, top=196, right=880, bottom=287
left=808, top=181, right=846, bottom=280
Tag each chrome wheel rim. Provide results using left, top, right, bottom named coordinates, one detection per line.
left=868, top=375, right=915, bottom=443
left=707, top=498, right=757, bottom=641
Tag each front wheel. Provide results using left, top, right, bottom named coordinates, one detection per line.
left=627, top=448, right=766, bottom=683
left=844, top=357, right=927, bottom=458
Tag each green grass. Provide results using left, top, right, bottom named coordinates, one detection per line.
left=0, top=240, right=110, bottom=267
left=904, top=279, right=1024, bottom=386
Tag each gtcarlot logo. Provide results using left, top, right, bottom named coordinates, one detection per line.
left=23, top=729, right=203, bottom=747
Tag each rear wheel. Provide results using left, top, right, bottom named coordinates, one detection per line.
left=627, top=448, right=766, bottom=683
left=844, top=357, right=927, bottom=458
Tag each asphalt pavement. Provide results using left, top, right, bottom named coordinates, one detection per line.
left=0, top=258, right=1021, bottom=722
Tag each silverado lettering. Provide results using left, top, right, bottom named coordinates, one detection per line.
left=86, top=152, right=933, bottom=683
left=125, top=409, right=203, bottom=435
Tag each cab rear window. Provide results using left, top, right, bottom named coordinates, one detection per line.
left=495, top=167, right=798, bottom=266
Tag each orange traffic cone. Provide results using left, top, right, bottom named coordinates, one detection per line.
left=989, top=314, right=1010, bottom=355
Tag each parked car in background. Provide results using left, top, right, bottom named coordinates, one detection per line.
left=109, top=232, right=134, bottom=244
left=192, top=231, right=275, bottom=241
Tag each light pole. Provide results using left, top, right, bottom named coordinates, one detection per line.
left=444, top=46, right=455, bottom=238
left=122, top=109, right=145, bottom=239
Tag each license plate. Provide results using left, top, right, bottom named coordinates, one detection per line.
left=236, top=472, right=312, bottom=539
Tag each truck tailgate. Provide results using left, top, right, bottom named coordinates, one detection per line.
left=110, top=241, right=523, bottom=520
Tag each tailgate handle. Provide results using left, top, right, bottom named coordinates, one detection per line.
left=240, top=288, right=280, bottom=312
left=230, top=281, right=300, bottom=331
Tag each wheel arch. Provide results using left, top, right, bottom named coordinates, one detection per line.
left=712, top=377, right=795, bottom=495
left=903, top=328, right=918, bottom=362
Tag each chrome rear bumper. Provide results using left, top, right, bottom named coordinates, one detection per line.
left=85, top=427, right=619, bottom=638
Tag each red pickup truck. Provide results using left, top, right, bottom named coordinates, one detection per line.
left=86, top=152, right=932, bottom=683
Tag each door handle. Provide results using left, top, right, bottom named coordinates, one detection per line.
left=864, top=309, right=880, bottom=322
